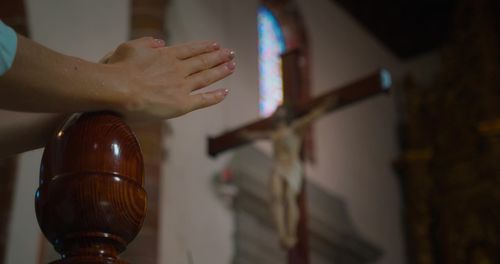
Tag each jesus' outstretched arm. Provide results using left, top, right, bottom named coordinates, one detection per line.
left=291, top=97, right=338, bottom=132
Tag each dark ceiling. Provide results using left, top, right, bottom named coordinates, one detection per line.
left=332, top=0, right=459, bottom=59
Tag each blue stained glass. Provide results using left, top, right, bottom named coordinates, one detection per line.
left=380, top=68, right=392, bottom=90
left=258, top=6, right=286, bottom=117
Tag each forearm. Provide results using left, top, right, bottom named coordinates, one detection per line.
left=0, top=110, right=65, bottom=158
left=0, top=35, right=124, bottom=113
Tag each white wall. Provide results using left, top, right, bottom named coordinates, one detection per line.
left=160, top=0, right=254, bottom=263
left=298, top=1, right=404, bottom=263
left=26, top=0, right=129, bottom=62
left=5, top=150, right=43, bottom=264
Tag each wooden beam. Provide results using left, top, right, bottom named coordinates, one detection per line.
left=208, top=117, right=275, bottom=157
left=294, top=69, right=391, bottom=119
left=208, top=69, right=391, bottom=157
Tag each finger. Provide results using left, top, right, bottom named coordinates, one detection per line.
left=189, top=89, right=229, bottom=111
left=151, top=38, right=166, bottom=48
left=186, top=62, right=236, bottom=91
left=124, top=37, right=165, bottom=49
left=182, top=49, right=235, bottom=76
left=110, top=37, right=165, bottom=62
left=126, top=37, right=156, bottom=48
left=170, top=41, right=220, bottom=59
left=99, top=50, right=115, bottom=64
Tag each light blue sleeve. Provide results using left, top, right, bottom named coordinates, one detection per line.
left=0, top=20, right=18, bottom=76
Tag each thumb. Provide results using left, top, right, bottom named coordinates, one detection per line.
left=102, top=37, right=166, bottom=64
left=127, top=37, right=165, bottom=49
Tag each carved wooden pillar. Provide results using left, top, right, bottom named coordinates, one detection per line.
left=35, top=112, right=147, bottom=263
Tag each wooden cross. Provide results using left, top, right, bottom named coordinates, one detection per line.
left=208, top=50, right=391, bottom=264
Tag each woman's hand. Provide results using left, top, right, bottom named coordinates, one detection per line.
left=0, top=35, right=235, bottom=157
left=0, top=35, right=235, bottom=122
left=104, top=37, right=236, bottom=122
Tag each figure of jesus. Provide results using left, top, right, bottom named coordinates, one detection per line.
left=243, top=98, right=336, bottom=248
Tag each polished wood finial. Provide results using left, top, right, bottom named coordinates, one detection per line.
left=35, top=112, right=147, bottom=264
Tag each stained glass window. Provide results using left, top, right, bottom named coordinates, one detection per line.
left=258, top=6, right=286, bottom=117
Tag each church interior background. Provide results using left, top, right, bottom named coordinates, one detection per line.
left=0, top=0, right=498, bottom=263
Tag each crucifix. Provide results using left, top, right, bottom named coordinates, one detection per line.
left=208, top=50, right=391, bottom=264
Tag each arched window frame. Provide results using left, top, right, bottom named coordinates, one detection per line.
left=258, top=0, right=315, bottom=160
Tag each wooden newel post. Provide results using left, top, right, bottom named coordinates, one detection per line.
left=35, top=112, right=147, bottom=264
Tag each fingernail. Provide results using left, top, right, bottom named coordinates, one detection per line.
left=212, top=42, right=220, bottom=50
left=226, top=61, right=236, bottom=71
left=153, top=38, right=165, bottom=46
left=217, top=89, right=229, bottom=98
left=228, top=50, right=235, bottom=59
